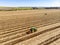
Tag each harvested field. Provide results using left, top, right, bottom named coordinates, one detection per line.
left=0, top=9, right=60, bottom=45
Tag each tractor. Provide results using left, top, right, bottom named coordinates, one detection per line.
left=26, top=26, right=37, bottom=34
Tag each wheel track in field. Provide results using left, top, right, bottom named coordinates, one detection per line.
left=1, top=23, right=60, bottom=45
left=0, top=20, right=55, bottom=43
left=38, top=34, right=60, bottom=45
left=15, top=23, right=60, bottom=45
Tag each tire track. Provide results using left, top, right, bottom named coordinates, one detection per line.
left=0, top=22, right=51, bottom=44
left=38, top=34, right=60, bottom=45
left=1, top=23, right=60, bottom=45
left=0, top=21, right=55, bottom=43
left=15, top=24, right=60, bottom=45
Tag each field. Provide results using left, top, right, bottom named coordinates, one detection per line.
left=0, top=9, right=60, bottom=45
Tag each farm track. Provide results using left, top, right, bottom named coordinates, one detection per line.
left=0, top=18, right=59, bottom=43
left=1, top=23, right=60, bottom=45
left=0, top=20, right=57, bottom=43
left=0, top=23, right=55, bottom=43
left=49, top=38, right=60, bottom=45
left=17, top=24, right=60, bottom=45
left=39, top=33, right=60, bottom=45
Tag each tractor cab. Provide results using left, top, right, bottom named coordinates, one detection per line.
left=30, top=26, right=37, bottom=33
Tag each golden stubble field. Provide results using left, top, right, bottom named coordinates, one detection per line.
left=0, top=9, right=60, bottom=45
left=0, top=9, right=60, bottom=29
